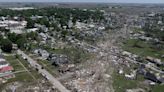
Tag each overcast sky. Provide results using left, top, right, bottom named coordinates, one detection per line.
left=0, top=0, right=164, bottom=3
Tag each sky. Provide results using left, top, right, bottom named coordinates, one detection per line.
left=0, top=0, right=164, bottom=3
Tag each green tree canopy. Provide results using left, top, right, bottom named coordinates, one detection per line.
left=0, top=39, right=12, bottom=53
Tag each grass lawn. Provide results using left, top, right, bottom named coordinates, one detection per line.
left=151, top=85, right=164, bottom=92
left=37, top=60, right=60, bottom=77
left=2, top=54, right=42, bottom=81
left=0, top=54, right=38, bottom=90
left=5, top=54, right=43, bottom=80
left=48, top=47, right=91, bottom=64
left=122, top=39, right=164, bottom=92
left=113, top=70, right=146, bottom=92
left=9, top=72, right=34, bottom=83
left=17, top=56, right=43, bottom=79
left=2, top=54, right=46, bottom=91
left=4, top=55, right=25, bottom=71
left=0, top=70, right=35, bottom=91
left=122, top=39, right=164, bottom=61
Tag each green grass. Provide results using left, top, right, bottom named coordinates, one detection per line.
left=122, top=39, right=164, bottom=61
left=5, top=55, right=25, bottom=71
left=4, top=54, right=42, bottom=80
left=132, top=28, right=144, bottom=33
left=121, top=39, right=164, bottom=92
left=151, top=85, right=164, bottom=92
left=9, top=72, right=34, bottom=82
left=113, top=71, right=146, bottom=92
left=17, top=56, right=43, bottom=79
left=43, top=46, right=91, bottom=64
left=3, top=54, right=42, bottom=80
left=113, top=72, right=137, bottom=92
left=0, top=72, right=34, bottom=91
left=0, top=55, right=38, bottom=90
left=37, top=60, right=59, bottom=77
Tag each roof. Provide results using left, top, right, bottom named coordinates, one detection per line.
left=0, top=66, right=13, bottom=73
left=0, top=54, right=3, bottom=58
left=0, top=61, right=8, bottom=65
left=0, top=58, right=5, bottom=62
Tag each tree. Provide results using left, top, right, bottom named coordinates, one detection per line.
left=37, top=17, right=50, bottom=27
left=8, top=33, right=17, bottom=43
left=0, top=35, right=3, bottom=43
left=26, top=18, right=35, bottom=28
left=16, top=37, right=27, bottom=49
left=26, top=32, right=38, bottom=40
left=0, top=39, right=12, bottom=53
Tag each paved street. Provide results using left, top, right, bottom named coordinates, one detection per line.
left=17, top=49, right=70, bottom=92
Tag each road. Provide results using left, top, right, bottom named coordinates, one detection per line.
left=17, top=49, right=70, bottom=92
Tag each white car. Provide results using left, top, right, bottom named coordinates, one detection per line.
left=23, top=57, right=27, bottom=60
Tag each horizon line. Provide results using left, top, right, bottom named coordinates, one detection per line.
left=0, top=1, right=164, bottom=4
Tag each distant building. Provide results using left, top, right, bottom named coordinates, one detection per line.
left=8, top=7, right=34, bottom=11
left=30, top=15, right=43, bottom=20
left=27, top=28, right=38, bottom=33
left=0, top=20, right=27, bottom=34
